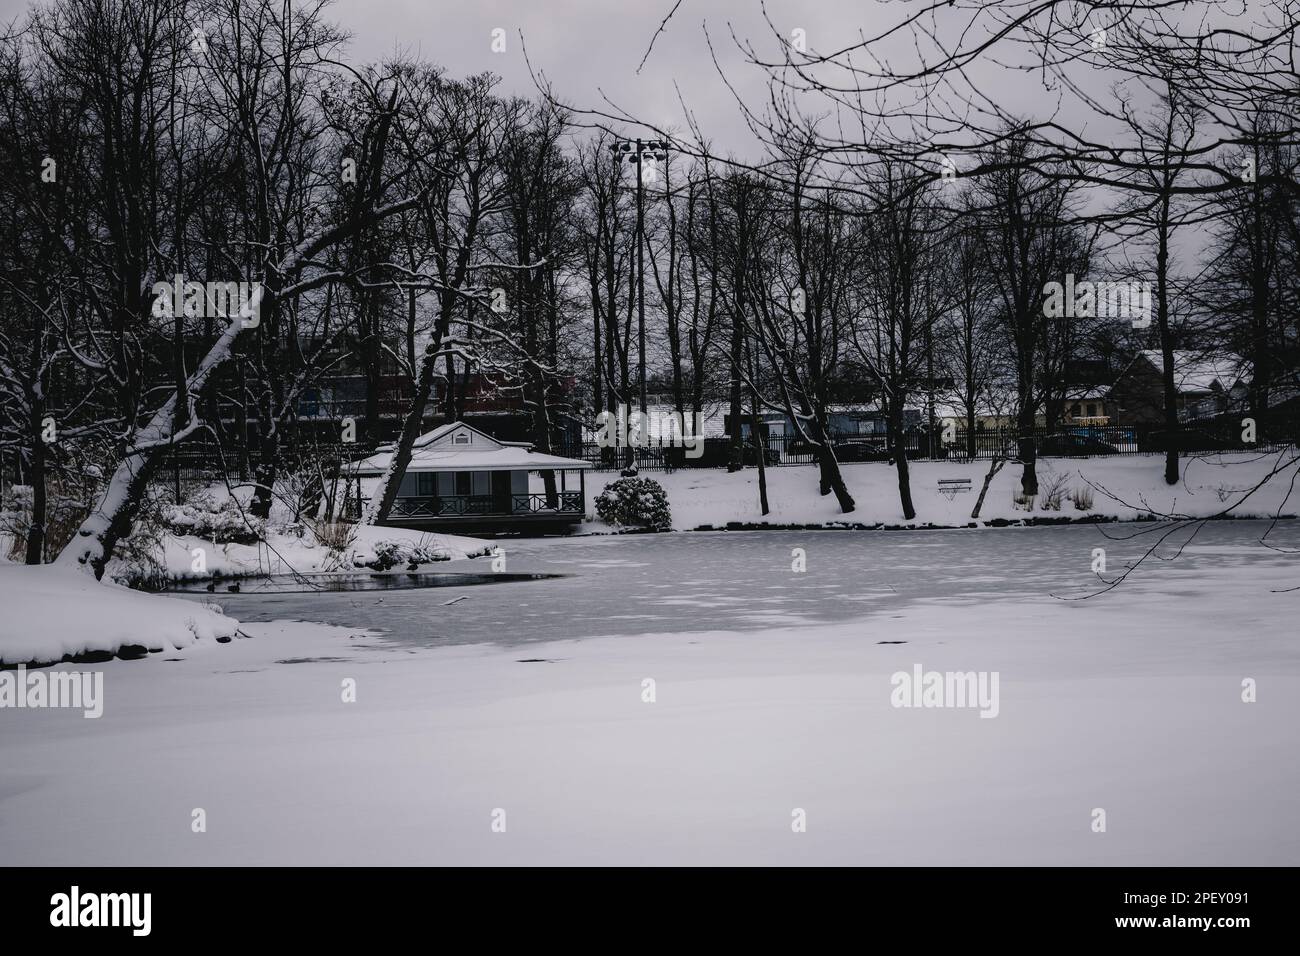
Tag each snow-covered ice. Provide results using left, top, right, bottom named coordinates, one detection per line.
left=2, top=520, right=1296, bottom=865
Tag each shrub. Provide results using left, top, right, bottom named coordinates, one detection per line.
left=1040, top=473, right=1070, bottom=511
left=2, top=470, right=99, bottom=562
left=310, top=519, right=357, bottom=553
left=163, top=491, right=265, bottom=544
left=362, top=535, right=459, bottom=571
left=1071, top=486, right=1095, bottom=510
left=113, top=488, right=170, bottom=590
left=595, top=477, right=672, bottom=530
left=1012, top=491, right=1036, bottom=511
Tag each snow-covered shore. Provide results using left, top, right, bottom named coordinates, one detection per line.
left=2, top=536, right=1297, bottom=865
left=0, top=565, right=242, bottom=665
left=0, top=525, right=493, bottom=665
left=583, top=451, right=1300, bottom=531
left=143, top=524, right=493, bottom=582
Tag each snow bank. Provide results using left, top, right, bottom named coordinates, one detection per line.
left=586, top=452, right=1300, bottom=531
left=123, top=524, right=492, bottom=583
left=0, top=565, right=241, bottom=665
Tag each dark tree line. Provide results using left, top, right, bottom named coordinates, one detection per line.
left=5, top=0, right=1300, bottom=576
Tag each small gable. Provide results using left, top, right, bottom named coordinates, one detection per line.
left=424, top=421, right=505, bottom=452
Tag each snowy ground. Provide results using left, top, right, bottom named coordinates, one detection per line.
left=584, top=451, right=1300, bottom=530
left=0, top=565, right=242, bottom=665
left=0, top=523, right=492, bottom=665
left=144, top=524, right=492, bottom=582
left=2, top=523, right=1297, bottom=865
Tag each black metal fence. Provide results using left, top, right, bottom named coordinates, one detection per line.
left=140, top=417, right=1297, bottom=491
left=558, top=419, right=1299, bottom=472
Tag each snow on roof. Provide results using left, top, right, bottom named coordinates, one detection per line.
left=350, top=421, right=591, bottom=475
left=582, top=402, right=730, bottom=440
left=932, top=403, right=1017, bottom=420
left=1138, top=351, right=1248, bottom=393
left=1064, top=387, right=1109, bottom=402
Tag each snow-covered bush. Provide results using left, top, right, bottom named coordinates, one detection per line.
left=163, top=491, right=265, bottom=544
left=361, top=535, right=456, bottom=571
left=595, top=477, right=672, bottom=530
left=1071, top=486, right=1094, bottom=510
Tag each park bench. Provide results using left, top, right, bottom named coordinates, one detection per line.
left=936, top=478, right=972, bottom=500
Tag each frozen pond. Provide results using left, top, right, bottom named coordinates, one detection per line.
left=180, top=519, right=1300, bottom=647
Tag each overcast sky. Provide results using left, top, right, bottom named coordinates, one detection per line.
left=0, top=0, right=1239, bottom=209
left=340, top=0, right=867, bottom=155
left=334, top=0, right=845, bottom=143
left=0, top=0, right=812, bottom=145
left=2, top=0, right=1015, bottom=156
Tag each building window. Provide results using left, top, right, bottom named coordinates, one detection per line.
left=453, top=432, right=470, bottom=445
left=455, top=472, right=471, bottom=496
left=472, top=471, right=491, bottom=496
left=417, top=472, right=435, bottom=496
left=1071, top=403, right=1082, bottom=417
left=1086, top=403, right=1097, bottom=417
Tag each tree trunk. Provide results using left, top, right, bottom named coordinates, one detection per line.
left=366, top=330, right=444, bottom=525
left=891, top=405, right=916, bottom=520
left=807, top=415, right=854, bottom=513
left=363, top=290, right=382, bottom=439
left=971, top=457, right=1006, bottom=520
left=1155, top=185, right=1179, bottom=485
left=727, top=315, right=745, bottom=472
left=56, top=292, right=261, bottom=578
left=750, top=392, right=769, bottom=516
left=25, top=401, right=47, bottom=565
left=1017, top=403, right=1038, bottom=496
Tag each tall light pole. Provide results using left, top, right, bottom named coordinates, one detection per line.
left=611, top=138, right=668, bottom=416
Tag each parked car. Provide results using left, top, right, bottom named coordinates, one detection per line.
left=1036, top=433, right=1119, bottom=457
left=688, top=437, right=779, bottom=468
left=1142, top=428, right=1237, bottom=453
left=833, top=439, right=891, bottom=462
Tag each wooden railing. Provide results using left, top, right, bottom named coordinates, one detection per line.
left=389, top=492, right=583, bottom=519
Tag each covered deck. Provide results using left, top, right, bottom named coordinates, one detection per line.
left=345, top=423, right=591, bottom=533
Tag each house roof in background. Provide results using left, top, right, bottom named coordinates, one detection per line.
left=1134, top=351, right=1249, bottom=393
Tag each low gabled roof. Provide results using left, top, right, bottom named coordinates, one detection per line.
left=1131, top=351, right=1249, bottom=393
left=348, top=421, right=590, bottom=475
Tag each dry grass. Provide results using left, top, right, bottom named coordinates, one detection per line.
left=310, top=518, right=357, bottom=553
left=1040, top=473, right=1071, bottom=511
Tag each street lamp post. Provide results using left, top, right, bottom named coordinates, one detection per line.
left=611, top=138, right=668, bottom=417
